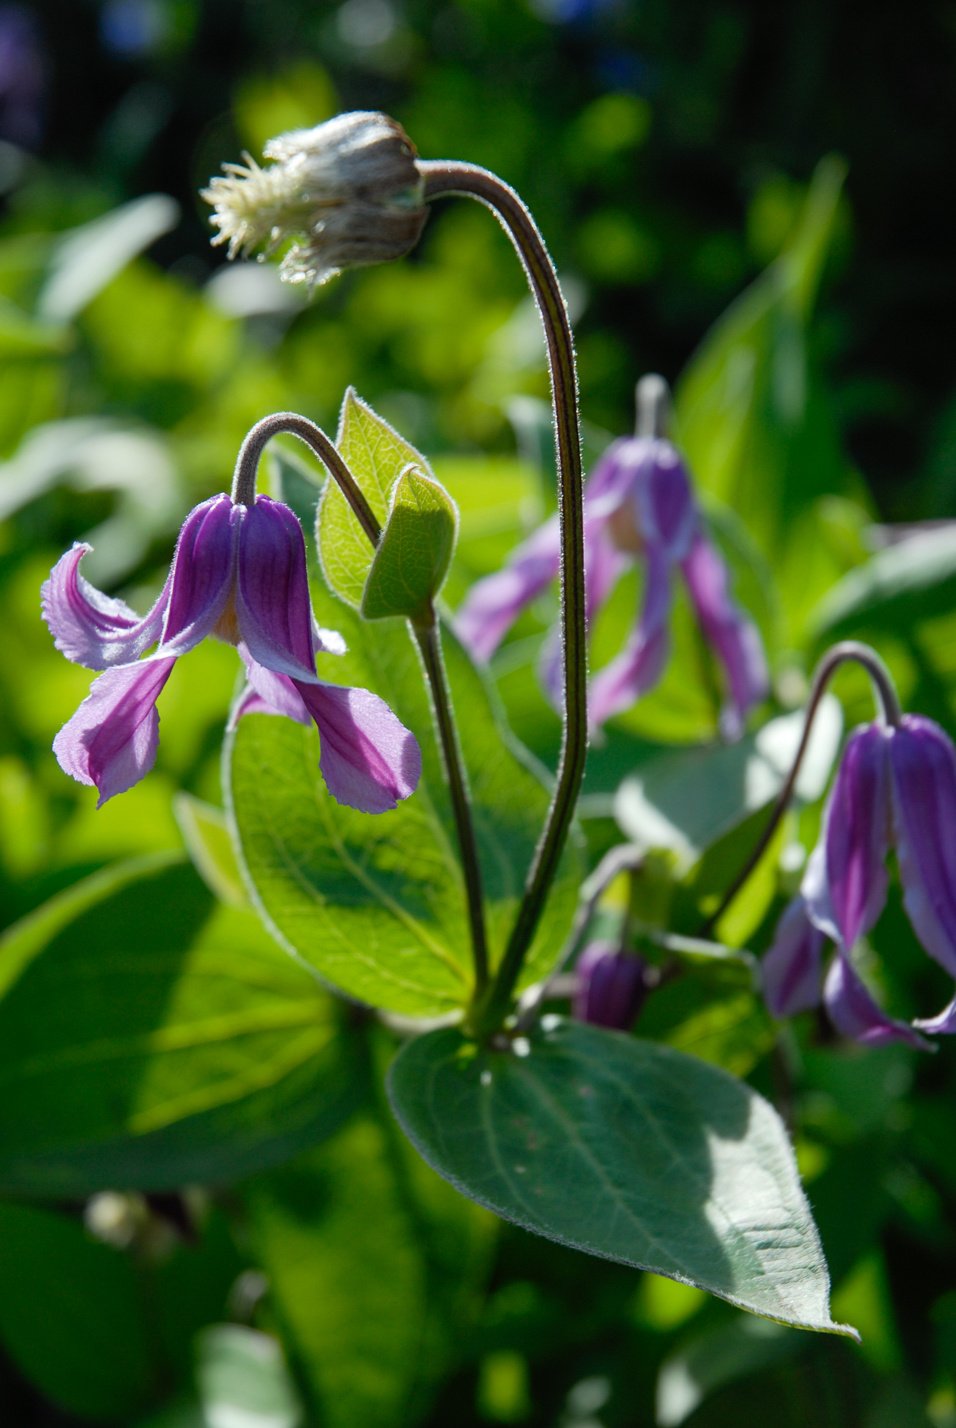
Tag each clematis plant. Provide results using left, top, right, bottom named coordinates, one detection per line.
left=455, top=373, right=769, bottom=737
left=696, top=639, right=956, bottom=1047
left=762, top=695, right=956, bottom=1045
left=37, top=108, right=929, bottom=1343
left=43, top=428, right=421, bottom=813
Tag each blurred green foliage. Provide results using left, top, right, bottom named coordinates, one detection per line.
left=2, top=1, right=956, bottom=1425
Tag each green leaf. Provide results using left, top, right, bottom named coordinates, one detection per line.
left=195, top=1325, right=304, bottom=1428
left=0, top=856, right=361, bottom=1196
left=38, top=194, right=180, bottom=325
left=388, top=1018, right=857, bottom=1337
left=656, top=1318, right=799, bottom=1427
left=675, top=157, right=863, bottom=642
left=242, top=1088, right=489, bottom=1428
left=317, top=389, right=433, bottom=609
left=244, top=1124, right=429, bottom=1428
left=0, top=1201, right=155, bottom=1420
left=227, top=597, right=581, bottom=1017
left=811, top=525, right=956, bottom=640
left=174, top=792, right=249, bottom=906
left=362, top=465, right=459, bottom=621
left=614, top=698, right=842, bottom=867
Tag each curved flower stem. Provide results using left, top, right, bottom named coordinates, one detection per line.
left=514, top=844, right=644, bottom=1032
left=700, top=639, right=902, bottom=935
left=232, top=411, right=382, bottom=545
left=419, top=161, right=588, bottom=1037
left=413, top=613, right=490, bottom=996
left=232, top=410, right=491, bottom=993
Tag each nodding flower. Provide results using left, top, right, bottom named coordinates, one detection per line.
left=762, top=714, right=956, bottom=1047
left=42, top=492, right=421, bottom=813
left=455, top=381, right=768, bottom=738
left=573, top=941, right=647, bottom=1031
left=202, top=111, right=428, bottom=288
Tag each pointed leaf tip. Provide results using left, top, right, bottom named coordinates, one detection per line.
left=387, top=1018, right=858, bottom=1339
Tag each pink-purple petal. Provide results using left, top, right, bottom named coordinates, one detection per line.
left=635, top=439, right=697, bottom=557
left=761, top=896, right=826, bottom=1017
left=292, top=680, right=421, bottom=814
left=235, top=497, right=318, bottom=679
left=52, top=656, right=177, bottom=806
left=160, top=495, right=236, bottom=653
left=819, top=723, right=892, bottom=949
left=888, top=714, right=956, bottom=980
left=233, top=648, right=311, bottom=728
left=540, top=525, right=628, bottom=708
left=824, top=945, right=930, bottom=1050
left=588, top=545, right=672, bottom=728
left=573, top=941, right=646, bottom=1030
left=454, top=515, right=561, bottom=663
left=680, top=531, right=769, bottom=738
left=913, top=994, right=956, bottom=1035
left=41, top=543, right=169, bottom=669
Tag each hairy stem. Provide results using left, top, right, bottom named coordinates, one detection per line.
left=232, top=410, right=491, bottom=992
left=412, top=613, right=490, bottom=995
left=700, top=639, right=902, bottom=935
left=419, top=161, right=588, bottom=1036
left=232, top=411, right=381, bottom=545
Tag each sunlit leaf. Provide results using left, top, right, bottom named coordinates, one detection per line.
left=0, top=856, right=360, bottom=1196
left=362, top=465, right=458, bottom=621
left=195, top=1325, right=304, bottom=1428
left=675, top=157, right=864, bottom=641
left=227, top=596, right=581, bottom=1017
left=614, top=697, right=842, bottom=866
left=389, top=1018, right=857, bottom=1337
left=317, top=389, right=434, bottom=609
left=38, top=194, right=179, bottom=324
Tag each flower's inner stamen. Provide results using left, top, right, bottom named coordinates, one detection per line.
left=700, top=638, right=904, bottom=936
left=635, top=373, right=670, bottom=440
left=607, top=504, right=645, bottom=555
left=213, top=600, right=241, bottom=646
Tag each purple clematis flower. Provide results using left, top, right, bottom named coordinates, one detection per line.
left=761, top=714, right=956, bottom=1047
left=455, top=431, right=768, bottom=736
left=573, top=940, right=647, bottom=1031
left=43, top=493, right=421, bottom=813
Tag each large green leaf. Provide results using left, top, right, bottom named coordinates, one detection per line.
left=388, top=1019, right=856, bottom=1337
left=227, top=594, right=581, bottom=1017
left=0, top=1202, right=155, bottom=1421
left=0, top=856, right=360, bottom=1196
left=317, top=389, right=434, bottom=608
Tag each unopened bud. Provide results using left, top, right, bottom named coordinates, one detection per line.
left=573, top=941, right=647, bottom=1031
left=202, top=111, right=428, bottom=288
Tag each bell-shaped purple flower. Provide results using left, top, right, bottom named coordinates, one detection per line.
left=455, top=432, right=768, bottom=735
left=43, top=494, right=421, bottom=812
left=761, top=712, right=956, bottom=1046
left=573, top=941, right=647, bottom=1030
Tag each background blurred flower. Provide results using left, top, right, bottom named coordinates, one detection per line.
left=762, top=714, right=956, bottom=1045
left=456, top=424, right=768, bottom=736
